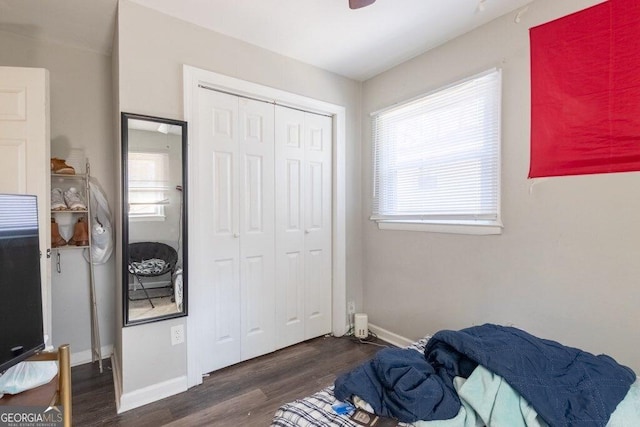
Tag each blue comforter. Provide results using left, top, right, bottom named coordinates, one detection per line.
left=334, top=324, right=635, bottom=426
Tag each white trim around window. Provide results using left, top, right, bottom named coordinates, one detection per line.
left=371, top=68, right=502, bottom=235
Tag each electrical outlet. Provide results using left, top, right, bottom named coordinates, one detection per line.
left=347, top=301, right=356, bottom=315
left=171, top=324, right=184, bottom=346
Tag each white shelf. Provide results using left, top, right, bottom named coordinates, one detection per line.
left=52, top=245, right=90, bottom=250
left=52, top=209, right=89, bottom=213
left=51, top=173, right=87, bottom=179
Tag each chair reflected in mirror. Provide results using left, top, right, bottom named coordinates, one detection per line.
left=127, top=242, right=178, bottom=316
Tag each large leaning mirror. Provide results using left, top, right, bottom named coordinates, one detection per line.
left=121, top=112, right=188, bottom=326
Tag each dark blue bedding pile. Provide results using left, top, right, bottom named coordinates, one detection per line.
left=334, top=324, right=636, bottom=426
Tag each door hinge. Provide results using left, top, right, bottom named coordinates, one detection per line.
left=46, top=248, right=51, bottom=259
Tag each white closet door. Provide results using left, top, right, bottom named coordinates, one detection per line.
left=238, top=98, right=276, bottom=360
left=196, top=89, right=332, bottom=370
left=275, top=106, right=306, bottom=349
left=275, top=107, right=332, bottom=347
left=197, top=89, right=242, bottom=373
left=303, top=113, right=332, bottom=339
left=0, top=67, right=51, bottom=341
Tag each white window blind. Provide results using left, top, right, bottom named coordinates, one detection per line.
left=128, top=151, right=170, bottom=219
left=0, top=194, right=38, bottom=235
left=371, top=69, right=502, bottom=231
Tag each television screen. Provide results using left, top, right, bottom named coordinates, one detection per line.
left=0, top=194, right=45, bottom=373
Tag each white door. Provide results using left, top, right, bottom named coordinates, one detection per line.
left=0, top=67, right=51, bottom=341
left=274, top=106, right=306, bottom=348
left=238, top=98, right=275, bottom=361
left=302, top=113, right=332, bottom=339
left=196, top=89, right=276, bottom=372
left=275, top=107, right=332, bottom=347
left=197, top=89, right=242, bottom=373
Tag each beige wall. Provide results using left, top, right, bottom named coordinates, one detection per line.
left=0, top=30, right=116, bottom=363
left=362, top=0, right=640, bottom=372
left=117, top=0, right=363, bottom=395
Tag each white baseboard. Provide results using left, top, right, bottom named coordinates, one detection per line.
left=368, top=323, right=414, bottom=348
left=118, top=375, right=188, bottom=414
left=71, top=344, right=114, bottom=367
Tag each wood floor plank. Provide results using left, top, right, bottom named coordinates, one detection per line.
left=163, top=389, right=268, bottom=427
left=72, top=336, right=387, bottom=426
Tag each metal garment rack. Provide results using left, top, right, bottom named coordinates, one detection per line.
left=84, top=160, right=102, bottom=373
left=51, top=159, right=102, bottom=373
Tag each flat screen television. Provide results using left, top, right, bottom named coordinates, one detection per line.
left=0, top=193, right=45, bottom=373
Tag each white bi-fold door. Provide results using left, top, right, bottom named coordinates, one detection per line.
left=275, top=106, right=332, bottom=349
left=195, top=88, right=332, bottom=374
left=197, top=89, right=276, bottom=373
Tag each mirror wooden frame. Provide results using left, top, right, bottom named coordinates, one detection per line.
left=121, top=112, right=188, bottom=326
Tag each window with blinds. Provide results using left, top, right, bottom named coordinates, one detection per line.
left=371, top=69, right=502, bottom=234
left=0, top=194, right=38, bottom=236
left=128, top=151, right=170, bottom=220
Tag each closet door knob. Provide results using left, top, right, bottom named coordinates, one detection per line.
left=233, top=233, right=240, bottom=238
left=305, top=229, right=311, bottom=234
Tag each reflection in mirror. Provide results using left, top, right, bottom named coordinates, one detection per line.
left=121, top=113, right=187, bottom=326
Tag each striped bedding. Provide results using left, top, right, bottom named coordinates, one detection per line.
left=271, top=337, right=430, bottom=427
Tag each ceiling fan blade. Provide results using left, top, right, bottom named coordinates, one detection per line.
left=349, top=0, right=376, bottom=9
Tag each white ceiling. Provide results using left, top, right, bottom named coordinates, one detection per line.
left=0, top=0, right=533, bottom=81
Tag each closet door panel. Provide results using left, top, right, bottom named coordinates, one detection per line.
left=197, top=89, right=241, bottom=372
left=239, top=98, right=276, bottom=359
left=275, top=106, right=306, bottom=349
left=210, top=257, right=241, bottom=367
left=304, top=113, right=332, bottom=340
left=213, top=152, right=234, bottom=233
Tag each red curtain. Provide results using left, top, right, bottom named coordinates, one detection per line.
left=529, top=0, right=640, bottom=178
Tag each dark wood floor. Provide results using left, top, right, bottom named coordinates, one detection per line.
left=72, top=335, right=387, bottom=426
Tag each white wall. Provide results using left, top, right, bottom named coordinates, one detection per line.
left=116, top=0, right=363, bottom=400
left=361, top=0, right=640, bottom=372
left=0, top=30, right=117, bottom=364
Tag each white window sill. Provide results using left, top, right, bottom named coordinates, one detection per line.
left=374, top=220, right=503, bottom=235
left=129, top=215, right=166, bottom=222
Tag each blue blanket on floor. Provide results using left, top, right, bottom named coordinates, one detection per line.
left=334, top=347, right=462, bottom=422
left=427, top=325, right=635, bottom=427
left=334, top=324, right=635, bottom=426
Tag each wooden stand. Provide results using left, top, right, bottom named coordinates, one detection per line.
left=0, top=344, right=72, bottom=427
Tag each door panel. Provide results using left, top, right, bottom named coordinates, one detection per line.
left=283, top=251, right=303, bottom=327
left=213, top=258, right=239, bottom=343
left=244, top=155, right=264, bottom=232
left=213, top=151, right=234, bottom=234
left=285, top=159, right=302, bottom=231
left=308, top=161, right=324, bottom=230
left=197, top=89, right=241, bottom=373
left=0, top=67, right=51, bottom=340
left=276, top=107, right=333, bottom=345
left=275, top=106, right=306, bottom=349
left=0, top=139, right=26, bottom=192
left=304, top=113, right=332, bottom=340
left=239, top=98, right=275, bottom=360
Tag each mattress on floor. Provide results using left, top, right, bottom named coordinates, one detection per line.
left=271, top=337, right=430, bottom=427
